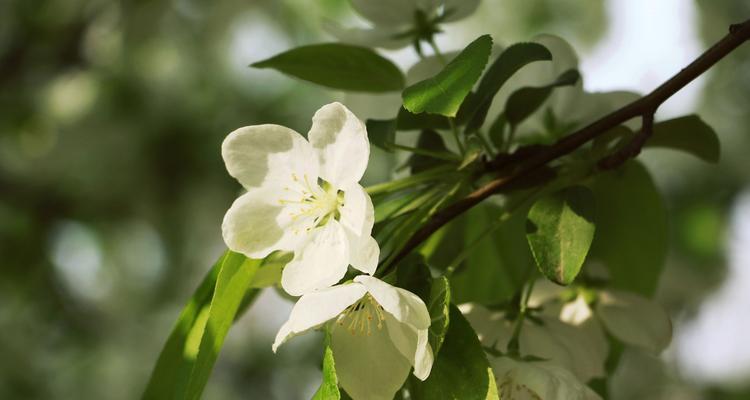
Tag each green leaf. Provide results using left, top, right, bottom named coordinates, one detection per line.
left=251, top=43, right=404, bottom=92
left=525, top=186, right=596, bottom=285
left=447, top=204, right=531, bottom=306
left=457, top=42, right=552, bottom=128
left=397, top=107, right=451, bottom=130
left=143, top=251, right=261, bottom=400
left=428, top=277, right=451, bottom=355
left=644, top=115, right=720, bottom=163
left=397, top=255, right=432, bottom=302
left=410, top=306, right=499, bottom=400
left=488, top=113, right=507, bottom=149
left=402, top=35, right=493, bottom=117
left=409, top=130, right=449, bottom=174
left=366, top=119, right=397, bottom=151
left=312, top=331, right=340, bottom=400
left=589, top=161, right=667, bottom=295
left=505, top=69, right=580, bottom=128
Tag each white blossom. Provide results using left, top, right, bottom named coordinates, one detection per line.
left=273, top=275, right=434, bottom=400
left=221, top=102, right=379, bottom=296
left=493, top=357, right=602, bottom=400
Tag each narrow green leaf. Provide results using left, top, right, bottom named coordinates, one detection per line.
left=143, top=251, right=261, bottom=400
left=428, top=277, right=451, bottom=355
left=251, top=43, right=404, bottom=92
left=644, top=115, right=720, bottom=163
left=488, top=113, right=507, bottom=149
left=366, top=165, right=456, bottom=196
left=505, top=69, right=580, bottom=128
left=366, top=119, right=397, bottom=151
left=525, top=186, right=596, bottom=285
left=312, top=331, right=340, bottom=400
left=589, top=161, right=667, bottom=295
left=457, top=42, right=552, bottom=128
left=402, top=35, right=493, bottom=117
left=410, top=306, right=499, bottom=400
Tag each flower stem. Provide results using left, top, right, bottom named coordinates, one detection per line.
left=507, top=279, right=536, bottom=356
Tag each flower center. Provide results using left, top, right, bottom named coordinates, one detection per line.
left=279, top=173, right=343, bottom=231
left=337, top=294, right=386, bottom=336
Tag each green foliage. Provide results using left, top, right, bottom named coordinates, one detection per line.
left=645, top=115, right=720, bottom=163
left=251, top=43, right=404, bottom=92
left=458, top=42, right=553, bottom=129
left=410, top=306, right=499, bottom=400
left=312, top=332, right=340, bottom=400
left=526, top=186, right=596, bottom=285
left=403, top=35, right=493, bottom=117
left=428, top=277, right=451, bottom=355
left=409, top=130, right=451, bottom=174
left=504, top=69, right=580, bottom=128
left=589, top=162, right=667, bottom=295
left=143, top=251, right=261, bottom=400
left=365, top=119, right=397, bottom=150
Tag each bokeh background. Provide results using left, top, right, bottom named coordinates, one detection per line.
left=1, top=0, right=750, bottom=398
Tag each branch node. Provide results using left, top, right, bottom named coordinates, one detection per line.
left=597, top=112, right=655, bottom=170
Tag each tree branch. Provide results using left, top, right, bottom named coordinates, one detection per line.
left=385, top=19, right=750, bottom=272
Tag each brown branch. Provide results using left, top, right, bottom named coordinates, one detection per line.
left=384, top=19, right=750, bottom=273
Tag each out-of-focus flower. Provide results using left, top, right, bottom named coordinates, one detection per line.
left=273, top=275, right=433, bottom=400
left=493, top=356, right=602, bottom=400
left=222, top=102, right=379, bottom=296
left=325, top=0, right=481, bottom=50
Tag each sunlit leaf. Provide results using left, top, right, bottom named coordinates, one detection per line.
left=312, top=331, right=340, bottom=400
left=251, top=43, right=404, bottom=92
left=526, top=186, right=596, bottom=285
left=410, top=306, right=499, bottom=400
left=403, top=35, right=493, bottom=117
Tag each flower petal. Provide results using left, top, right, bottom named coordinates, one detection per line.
left=348, top=234, right=379, bottom=275
left=308, top=102, right=370, bottom=188
left=355, top=275, right=431, bottom=329
left=350, top=0, right=438, bottom=27
left=281, top=219, right=350, bottom=296
left=596, top=290, right=672, bottom=354
left=442, top=0, right=481, bottom=22
left=492, top=357, right=601, bottom=400
left=222, top=188, right=311, bottom=258
left=384, top=313, right=434, bottom=380
left=323, top=20, right=413, bottom=50
left=339, top=183, right=372, bottom=237
left=331, top=319, right=412, bottom=400
left=272, top=283, right=366, bottom=352
left=222, top=124, right=318, bottom=190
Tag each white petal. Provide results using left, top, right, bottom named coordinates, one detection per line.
left=560, top=295, right=594, bottom=325
left=331, top=319, right=412, bottom=400
left=222, top=188, right=310, bottom=259
left=308, top=102, right=370, bottom=188
left=355, top=275, right=431, bottom=329
left=441, top=0, right=480, bottom=22
left=384, top=313, right=434, bottom=380
left=596, top=290, right=672, bottom=354
left=222, top=124, right=318, bottom=190
left=323, top=20, right=413, bottom=50
left=348, top=235, right=379, bottom=275
left=460, top=303, right=513, bottom=347
left=272, top=283, right=366, bottom=352
left=339, top=183, right=372, bottom=237
left=281, top=220, right=350, bottom=296
left=350, top=0, right=438, bottom=27
left=493, top=357, right=600, bottom=400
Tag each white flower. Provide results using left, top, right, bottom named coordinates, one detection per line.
left=594, top=290, right=673, bottom=354
left=221, top=102, right=379, bottom=296
left=325, top=0, right=481, bottom=50
left=273, top=275, right=434, bottom=400
left=493, top=357, right=602, bottom=400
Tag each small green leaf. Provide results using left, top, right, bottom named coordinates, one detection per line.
left=366, top=119, right=397, bottom=150
left=457, top=42, right=552, bottom=128
left=644, top=115, right=720, bottom=163
left=143, top=251, right=261, bottom=400
left=410, top=306, right=499, bottom=400
left=397, top=255, right=432, bottom=302
left=409, top=130, right=450, bottom=174
left=402, top=35, right=493, bottom=117
left=589, top=161, right=667, bottom=295
left=251, top=43, right=404, bottom=92
left=312, top=331, right=340, bottom=400
left=505, top=69, right=580, bottom=128
left=525, top=186, right=596, bottom=285
left=428, top=277, right=451, bottom=355
left=488, top=113, right=507, bottom=149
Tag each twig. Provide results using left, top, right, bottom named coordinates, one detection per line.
left=384, top=19, right=750, bottom=271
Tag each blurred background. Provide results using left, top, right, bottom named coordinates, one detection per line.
left=1, top=0, right=749, bottom=398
